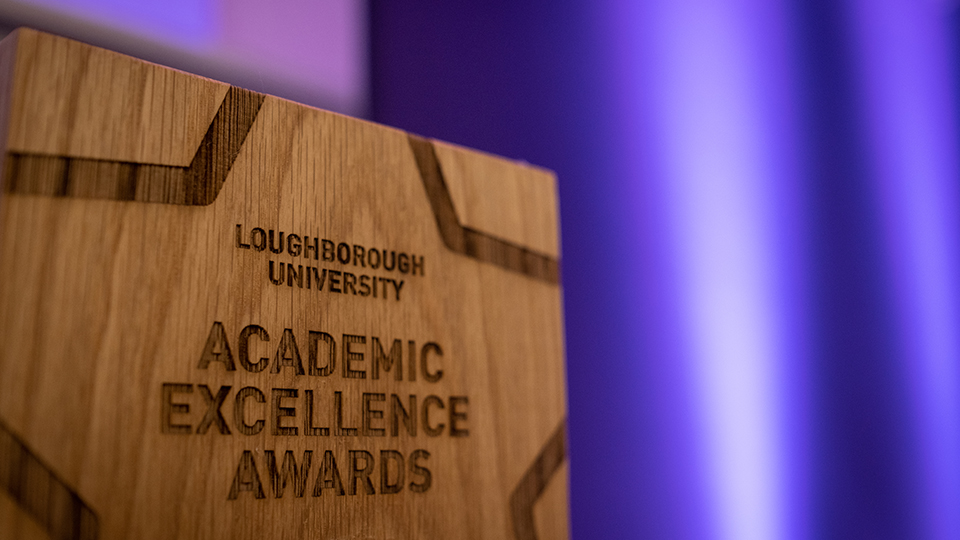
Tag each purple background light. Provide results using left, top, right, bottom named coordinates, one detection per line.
left=371, top=1, right=960, bottom=538
left=847, top=1, right=960, bottom=537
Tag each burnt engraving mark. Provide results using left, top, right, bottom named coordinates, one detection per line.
left=225, top=447, right=432, bottom=499
left=510, top=419, right=567, bottom=540
left=0, top=419, right=99, bottom=540
left=3, top=86, right=264, bottom=205
left=408, top=135, right=560, bottom=284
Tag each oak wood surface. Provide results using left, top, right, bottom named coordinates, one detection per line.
left=0, top=29, right=568, bottom=540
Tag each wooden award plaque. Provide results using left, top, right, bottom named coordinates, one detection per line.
left=0, top=29, right=568, bottom=540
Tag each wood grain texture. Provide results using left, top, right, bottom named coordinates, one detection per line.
left=430, top=141, right=559, bottom=260
left=0, top=420, right=99, bottom=540
left=0, top=28, right=569, bottom=540
left=510, top=420, right=566, bottom=540
left=408, top=135, right=559, bottom=284
left=5, top=86, right=264, bottom=204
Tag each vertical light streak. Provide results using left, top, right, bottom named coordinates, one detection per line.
left=846, top=1, right=960, bottom=538
left=642, top=1, right=800, bottom=538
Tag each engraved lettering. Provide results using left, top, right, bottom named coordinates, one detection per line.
left=390, top=394, right=417, bottom=437
left=349, top=450, right=376, bottom=495
left=287, top=264, right=303, bottom=288
left=311, top=267, right=327, bottom=290
left=235, top=386, right=266, bottom=435
left=410, top=254, right=425, bottom=276
left=421, top=342, right=443, bottom=382
left=392, top=279, right=404, bottom=301
left=372, top=337, right=403, bottom=381
left=313, top=450, right=345, bottom=496
left=422, top=395, right=445, bottom=436
left=303, top=390, right=330, bottom=436
left=304, top=236, right=319, bottom=260
left=266, top=450, right=312, bottom=498
left=408, top=340, right=417, bottom=382
left=329, top=270, right=342, bottom=293
left=287, top=234, right=302, bottom=257
left=337, top=243, right=350, bottom=264
left=308, top=331, right=336, bottom=376
left=161, top=383, right=193, bottom=434
left=379, top=277, right=390, bottom=298
left=271, top=329, right=305, bottom=375
left=380, top=450, right=404, bottom=495
left=271, top=388, right=298, bottom=436
left=197, top=321, right=236, bottom=371
left=236, top=224, right=250, bottom=249
left=358, top=274, right=371, bottom=296
left=408, top=449, right=432, bottom=493
left=362, top=393, right=386, bottom=437
left=197, top=384, right=232, bottom=435
left=269, top=260, right=285, bottom=285
left=228, top=450, right=266, bottom=500
left=342, top=334, right=366, bottom=379
left=236, top=226, right=426, bottom=300
left=343, top=272, right=357, bottom=295
left=382, top=250, right=396, bottom=271
left=239, top=325, right=270, bottom=372
left=449, top=396, right=469, bottom=437
left=251, top=228, right=267, bottom=251
left=334, top=391, right=358, bottom=436
left=321, top=239, right=335, bottom=261
left=269, top=230, right=285, bottom=254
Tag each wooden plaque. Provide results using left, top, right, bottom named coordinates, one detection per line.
left=0, top=29, right=568, bottom=540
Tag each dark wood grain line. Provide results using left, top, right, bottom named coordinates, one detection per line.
left=2, top=86, right=264, bottom=206
left=408, top=134, right=560, bottom=284
left=0, top=419, right=99, bottom=540
left=509, top=418, right=567, bottom=540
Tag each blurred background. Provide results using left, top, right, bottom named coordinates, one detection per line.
left=4, top=0, right=960, bottom=538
